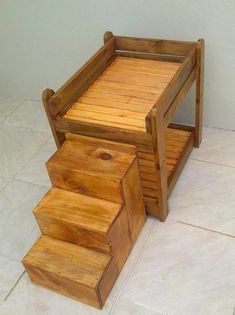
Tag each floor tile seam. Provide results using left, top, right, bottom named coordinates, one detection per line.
left=5, top=176, right=50, bottom=189
left=0, top=99, right=26, bottom=123
left=177, top=220, right=235, bottom=239
left=108, top=220, right=155, bottom=314
left=114, top=219, right=155, bottom=304
left=189, top=157, right=235, bottom=170
left=2, top=271, right=25, bottom=303
left=12, top=136, right=53, bottom=181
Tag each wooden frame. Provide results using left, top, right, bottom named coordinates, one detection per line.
left=42, top=31, right=204, bottom=221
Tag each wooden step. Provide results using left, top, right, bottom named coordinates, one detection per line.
left=34, top=187, right=132, bottom=271
left=47, top=134, right=146, bottom=242
left=22, top=236, right=118, bottom=309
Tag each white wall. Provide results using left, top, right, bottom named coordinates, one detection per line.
left=0, top=0, right=235, bottom=130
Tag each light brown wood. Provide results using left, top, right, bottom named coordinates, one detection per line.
left=103, top=31, right=114, bottom=44
left=150, top=108, right=169, bottom=221
left=122, top=159, right=146, bottom=242
left=23, top=133, right=146, bottom=309
left=42, top=89, right=65, bottom=148
left=23, top=236, right=118, bottom=309
left=195, top=39, right=204, bottom=147
left=34, top=187, right=133, bottom=271
left=34, top=187, right=121, bottom=253
left=42, top=32, right=203, bottom=220
left=114, top=35, right=196, bottom=56
left=63, top=56, right=181, bottom=132
left=146, top=47, right=196, bottom=132
left=46, top=134, right=145, bottom=238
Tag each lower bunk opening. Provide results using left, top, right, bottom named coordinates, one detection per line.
left=137, top=124, right=194, bottom=216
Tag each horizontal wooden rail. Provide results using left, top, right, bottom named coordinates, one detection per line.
left=146, top=47, right=196, bottom=132
left=163, top=67, right=196, bottom=126
left=54, top=116, right=152, bottom=147
left=115, top=51, right=185, bottom=63
left=115, top=35, right=196, bottom=56
left=48, top=37, right=116, bottom=117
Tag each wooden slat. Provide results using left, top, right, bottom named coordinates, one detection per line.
left=100, top=72, right=170, bottom=88
left=168, top=130, right=194, bottom=194
left=64, top=114, right=146, bottom=131
left=77, top=97, right=153, bottom=113
left=82, top=91, right=154, bottom=106
left=112, top=56, right=180, bottom=71
left=70, top=104, right=147, bottom=120
left=94, top=80, right=162, bottom=96
left=115, top=35, right=196, bottom=56
left=116, top=51, right=185, bottom=63
left=104, top=65, right=175, bottom=78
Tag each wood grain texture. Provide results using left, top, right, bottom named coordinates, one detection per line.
left=34, top=187, right=132, bottom=271
left=64, top=56, right=181, bottom=132
left=23, top=236, right=118, bottom=309
left=42, top=89, right=65, bottom=148
left=34, top=187, right=121, bottom=253
left=122, top=159, right=146, bottom=242
left=114, top=35, right=196, bottom=56
left=41, top=33, right=201, bottom=222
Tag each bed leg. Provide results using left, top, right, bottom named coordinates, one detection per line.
left=42, top=89, right=65, bottom=148
left=151, top=109, right=169, bottom=221
left=194, top=39, right=205, bottom=148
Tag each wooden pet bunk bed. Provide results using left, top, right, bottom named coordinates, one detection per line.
left=42, top=31, right=204, bottom=221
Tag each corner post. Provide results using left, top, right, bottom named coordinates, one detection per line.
left=151, top=109, right=169, bottom=221
left=42, top=89, right=65, bottom=148
left=194, top=39, right=205, bottom=147
left=103, top=31, right=114, bottom=44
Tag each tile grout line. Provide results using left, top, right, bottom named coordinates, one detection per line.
left=108, top=219, right=155, bottom=314
left=177, top=220, right=235, bottom=239
left=189, top=157, right=235, bottom=170
left=0, top=99, right=26, bottom=124
left=3, top=271, right=25, bottom=302
left=12, top=135, right=53, bottom=182
left=8, top=176, right=51, bottom=189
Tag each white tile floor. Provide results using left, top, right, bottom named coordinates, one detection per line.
left=0, top=99, right=234, bottom=315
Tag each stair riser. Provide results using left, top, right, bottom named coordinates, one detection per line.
left=47, top=167, right=122, bottom=203
left=23, top=258, right=118, bottom=309
left=35, top=215, right=111, bottom=254
left=35, top=206, right=133, bottom=272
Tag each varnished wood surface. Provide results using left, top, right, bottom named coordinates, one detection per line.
left=23, top=236, right=118, bottom=308
left=64, top=56, right=181, bottom=131
left=34, top=187, right=121, bottom=234
left=47, top=133, right=135, bottom=182
left=138, top=127, right=193, bottom=216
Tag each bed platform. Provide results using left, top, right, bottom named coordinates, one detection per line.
left=43, top=32, right=204, bottom=221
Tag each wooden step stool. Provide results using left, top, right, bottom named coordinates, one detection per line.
left=23, top=134, right=145, bottom=309
left=42, top=31, right=204, bottom=221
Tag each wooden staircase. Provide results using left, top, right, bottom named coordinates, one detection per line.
left=23, top=134, right=146, bottom=309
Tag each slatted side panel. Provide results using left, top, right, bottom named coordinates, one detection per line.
left=64, top=57, right=181, bottom=131
left=137, top=128, right=192, bottom=215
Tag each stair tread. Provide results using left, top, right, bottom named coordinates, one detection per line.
left=23, top=236, right=112, bottom=288
left=34, top=188, right=122, bottom=233
left=47, top=136, right=136, bottom=182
